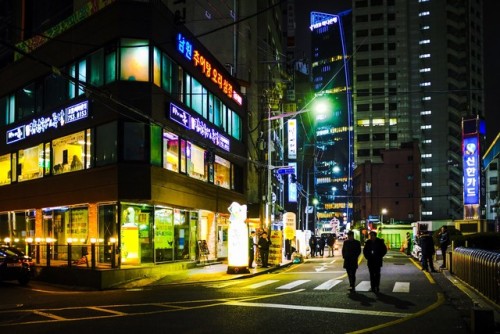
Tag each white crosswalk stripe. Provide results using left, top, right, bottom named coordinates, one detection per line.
left=392, top=282, right=410, bottom=293
left=354, top=281, right=372, bottom=292
left=276, top=280, right=310, bottom=289
left=226, top=279, right=411, bottom=293
left=314, top=279, right=342, bottom=290
left=246, top=280, right=280, bottom=289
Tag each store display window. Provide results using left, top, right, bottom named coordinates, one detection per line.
left=163, top=131, right=179, bottom=172
left=52, top=131, right=86, bottom=175
left=17, top=144, right=44, bottom=182
left=187, top=142, right=207, bottom=182
left=0, top=153, right=11, bottom=186
left=214, top=155, right=231, bottom=189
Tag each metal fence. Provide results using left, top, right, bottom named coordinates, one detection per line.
left=451, top=247, right=500, bottom=304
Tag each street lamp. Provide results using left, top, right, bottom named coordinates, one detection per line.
left=380, top=208, right=388, bottom=225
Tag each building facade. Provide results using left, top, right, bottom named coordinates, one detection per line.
left=353, top=141, right=422, bottom=225
left=352, top=0, right=485, bottom=221
left=0, top=1, right=247, bottom=266
left=309, top=11, right=354, bottom=230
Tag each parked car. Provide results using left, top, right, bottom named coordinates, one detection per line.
left=0, top=246, right=32, bottom=285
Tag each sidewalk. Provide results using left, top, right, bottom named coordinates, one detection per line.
left=115, top=260, right=293, bottom=289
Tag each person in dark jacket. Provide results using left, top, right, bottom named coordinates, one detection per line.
left=317, top=237, right=325, bottom=257
left=419, top=231, right=437, bottom=272
left=363, top=231, right=387, bottom=293
left=257, top=231, right=272, bottom=268
left=309, top=235, right=317, bottom=258
left=248, top=231, right=256, bottom=268
left=342, top=231, right=361, bottom=291
left=438, top=226, right=450, bottom=269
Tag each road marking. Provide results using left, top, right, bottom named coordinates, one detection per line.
left=227, top=301, right=410, bottom=318
left=32, top=309, right=67, bottom=321
left=276, top=280, right=310, bottom=289
left=355, top=281, right=372, bottom=291
left=347, top=293, right=445, bottom=334
left=246, top=280, right=280, bottom=289
left=393, top=282, right=410, bottom=293
left=87, top=306, right=127, bottom=316
left=314, top=279, right=342, bottom=290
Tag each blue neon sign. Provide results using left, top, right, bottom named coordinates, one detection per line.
left=6, top=100, right=88, bottom=144
left=463, top=136, right=480, bottom=205
left=170, top=103, right=230, bottom=152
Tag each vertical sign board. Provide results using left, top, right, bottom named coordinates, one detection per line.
left=288, top=162, right=297, bottom=203
left=288, top=119, right=297, bottom=159
left=463, top=135, right=480, bottom=219
left=283, top=212, right=296, bottom=240
left=269, top=230, right=283, bottom=266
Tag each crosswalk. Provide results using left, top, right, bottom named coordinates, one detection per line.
left=205, top=279, right=412, bottom=293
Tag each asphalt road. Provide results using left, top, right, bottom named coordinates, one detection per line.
left=0, top=250, right=488, bottom=333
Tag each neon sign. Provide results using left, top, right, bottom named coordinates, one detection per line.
left=170, top=103, right=230, bottom=152
left=177, top=33, right=242, bottom=106
left=6, top=101, right=88, bottom=144
left=463, top=136, right=479, bottom=205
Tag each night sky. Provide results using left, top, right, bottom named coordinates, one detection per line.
left=294, top=1, right=499, bottom=148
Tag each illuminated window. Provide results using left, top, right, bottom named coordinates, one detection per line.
left=422, top=96, right=431, bottom=101
left=420, top=82, right=431, bottom=86
left=18, top=144, right=44, bottom=181
left=187, top=142, right=207, bottom=182
left=419, top=11, right=430, bottom=16
left=419, top=68, right=431, bottom=72
left=120, top=39, right=149, bottom=82
left=419, top=54, right=431, bottom=58
left=419, top=39, right=430, bottom=45
left=163, top=131, right=179, bottom=172
left=421, top=197, right=432, bottom=201
left=420, top=110, right=431, bottom=115
left=52, top=131, right=87, bottom=175
left=356, top=119, right=371, bottom=127
left=422, top=168, right=433, bottom=172
left=214, top=155, right=230, bottom=189
left=421, top=125, right=432, bottom=129
left=421, top=182, right=432, bottom=187
left=0, top=153, right=11, bottom=186
left=421, top=153, right=432, bottom=158
left=372, top=119, right=385, bottom=126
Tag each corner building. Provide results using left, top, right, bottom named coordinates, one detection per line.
left=0, top=1, right=247, bottom=266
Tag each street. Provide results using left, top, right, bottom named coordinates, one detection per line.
left=0, top=251, right=476, bottom=333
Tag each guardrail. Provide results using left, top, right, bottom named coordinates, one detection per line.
left=451, top=247, right=500, bottom=304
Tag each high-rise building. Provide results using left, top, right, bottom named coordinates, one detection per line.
left=352, top=0, right=484, bottom=220
left=309, top=10, right=354, bottom=230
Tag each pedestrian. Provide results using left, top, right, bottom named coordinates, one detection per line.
left=406, top=232, right=411, bottom=256
left=317, top=236, right=325, bottom=257
left=309, top=235, right=317, bottom=258
left=327, top=234, right=336, bottom=257
left=438, top=226, right=450, bottom=269
left=248, top=231, right=256, bottom=268
left=418, top=231, right=437, bottom=272
left=257, top=231, right=272, bottom=268
left=363, top=231, right=387, bottom=293
left=342, top=230, right=361, bottom=291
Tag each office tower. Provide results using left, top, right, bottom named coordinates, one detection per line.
left=352, top=0, right=484, bottom=220
left=309, top=11, right=353, bottom=230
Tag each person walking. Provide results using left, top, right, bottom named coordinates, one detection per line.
left=327, top=234, right=336, bottom=257
left=248, top=231, right=256, bottom=268
left=342, top=231, right=361, bottom=291
left=257, top=231, right=272, bottom=268
left=309, top=235, right=317, bottom=258
left=438, top=226, right=450, bottom=269
left=405, top=232, right=412, bottom=256
left=419, top=231, right=437, bottom=272
left=363, top=231, right=387, bottom=293
left=317, top=236, right=325, bottom=257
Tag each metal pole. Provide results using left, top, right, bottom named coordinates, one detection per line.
left=267, top=105, right=272, bottom=227
left=305, top=168, right=310, bottom=231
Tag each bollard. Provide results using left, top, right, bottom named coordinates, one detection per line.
left=90, top=238, right=96, bottom=270
left=46, top=241, right=51, bottom=267
left=67, top=239, right=73, bottom=267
